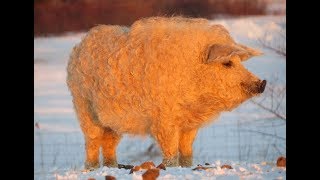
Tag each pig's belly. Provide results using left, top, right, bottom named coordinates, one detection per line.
left=97, top=109, right=152, bottom=135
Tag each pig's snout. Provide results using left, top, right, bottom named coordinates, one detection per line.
left=258, top=80, right=267, bottom=93
left=241, top=79, right=267, bottom=95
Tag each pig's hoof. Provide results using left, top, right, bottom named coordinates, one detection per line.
left=85, top=161, right=100, bottom=170
left=162, top=156, right=179, bottom=167
left=179, top=156, right=193, bottom=167
left=103, top=158, right=118, bottom=168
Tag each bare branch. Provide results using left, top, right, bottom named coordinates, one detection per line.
left=240, top=129, right=286, bottom=141
left=258, top=38, right=286, bottom=57
left=258, top=20, right=286, bottom=58
left=254, top=22, right=286, bottom=121
left=250, top=100, right=286, bottom=120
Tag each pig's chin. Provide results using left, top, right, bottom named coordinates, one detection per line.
left=240, top=84, right=261, bottom=97
left=224, top=100, right=245, bottom=112
left=244, top=91, right=260, bottom=100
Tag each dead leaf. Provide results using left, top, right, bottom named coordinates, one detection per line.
left=129, top=166, right=141, bottom=174
left=140, top=161, right=156, bottom=169
left=156, top=163, right=166, bottom=170
left=142, top=168, right=159, bottom=180
left=221, top=164, right=233, bottom=169
left=105, top=175, right=116, bottom=180
left=276, top=156, right=286, bottom=167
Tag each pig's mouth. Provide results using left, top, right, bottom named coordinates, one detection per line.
left=241, top=80, right=267, bottom=95
left=259, top=80, right=267, bottom=93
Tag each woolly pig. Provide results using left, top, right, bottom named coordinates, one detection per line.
left=66, top=16, right=266, bottom=169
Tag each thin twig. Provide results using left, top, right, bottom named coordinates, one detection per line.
left=259, top=39, right=286, bottom=57
left=250, top=100, right=286, bottom=120
left=240, top=129, right=286, bottom=141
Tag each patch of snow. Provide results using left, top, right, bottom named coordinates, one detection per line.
left=48, top=162, right=285, bottom=180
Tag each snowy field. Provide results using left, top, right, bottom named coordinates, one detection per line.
left=34, top=15, right=286, bottom=179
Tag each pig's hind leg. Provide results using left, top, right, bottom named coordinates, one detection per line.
left=101, top=127, right=122, bottom=167
left=72, top=96, right=104, bottom=170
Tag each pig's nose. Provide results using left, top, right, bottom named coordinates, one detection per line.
left=259, top=80, right=267, bottom=93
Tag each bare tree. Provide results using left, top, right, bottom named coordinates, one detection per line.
left=252, top=19, right=286, bottom=120
left=258, top=20, right=286, bottom=58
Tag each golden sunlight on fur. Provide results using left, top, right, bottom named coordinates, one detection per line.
left=66, top=16, right=266, bottom=169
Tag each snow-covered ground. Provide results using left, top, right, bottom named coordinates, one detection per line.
left=34, top=15, right=286, bottom=179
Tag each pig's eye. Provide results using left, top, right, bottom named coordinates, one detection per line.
left=222, top=60, right=233, bottom=68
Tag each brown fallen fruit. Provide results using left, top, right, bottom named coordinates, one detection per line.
left=276, top=156, right=286, bottom=167
left=129, top=166, right=141, bottom=174
left=140, top=161, right=156, bottom=169
left=88, top=178, right=95, bottom=180
left=156, top=163, right=166, bottom=170
left=142, top=168, right=160, bottom=180
left=221, top=164, right=233, bottom=169
left=105, top=175, right=116, bottom=180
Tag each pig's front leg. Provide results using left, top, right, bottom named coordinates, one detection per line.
left=179, top=129, right=198, bottom=167
left=151, top=122, right=180, bottom=167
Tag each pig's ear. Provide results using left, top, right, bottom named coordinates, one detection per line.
left=204, top=44, right=263, bottom=64
left=204, top=44, right=247, bottom=64
left=204, top=44, right=233, bottom=64
left=235, top=43, right=263, bottom=61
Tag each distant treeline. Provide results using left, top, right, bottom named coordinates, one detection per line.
left=34, top=0, right=267, bottom=36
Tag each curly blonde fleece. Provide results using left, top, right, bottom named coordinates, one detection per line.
left=67, top=16, right=263, bottom=168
